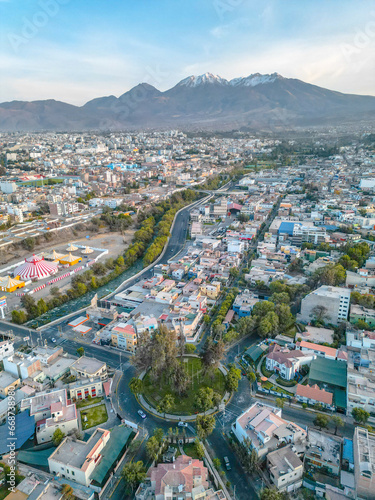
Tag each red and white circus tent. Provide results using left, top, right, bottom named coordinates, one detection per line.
left=13, top=255, right=58, bottom=281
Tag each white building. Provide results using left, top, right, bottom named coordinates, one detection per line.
left=299, top=285, right=351, bottom=325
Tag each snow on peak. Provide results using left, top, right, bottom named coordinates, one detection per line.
left=229, top=73, right=283, bottom=87
left=178, top=73, right=228, bottom=87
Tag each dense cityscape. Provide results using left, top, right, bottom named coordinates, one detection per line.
left=0, top=128, right=373, bottom=500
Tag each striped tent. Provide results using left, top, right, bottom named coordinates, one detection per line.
left=81, top=246, right=94, bottom=254
left=13, top=255, right=58, bottom=281
left=44, top=249, right=68, bottom=262
left=0, top=275, right=25, bottom=292
left=66, top=243, right=78, bottom=252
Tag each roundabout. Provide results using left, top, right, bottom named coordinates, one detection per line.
left=134, top=356, right=230, bottom=420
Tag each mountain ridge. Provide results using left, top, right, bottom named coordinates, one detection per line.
left=1, top=72, right=375, bottom=132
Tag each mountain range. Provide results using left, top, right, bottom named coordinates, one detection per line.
left=1, top=72, right=375, bottom=132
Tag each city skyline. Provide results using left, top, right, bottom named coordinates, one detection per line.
left=0, top=0, right=374, bottom=104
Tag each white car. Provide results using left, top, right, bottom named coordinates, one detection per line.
left=138, top=410, right=146, bottom=419
left=51, top=338, right=56, bottom=343
left=178, top=421, right=188, bottom=427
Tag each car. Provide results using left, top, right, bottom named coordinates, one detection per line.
left=138, top=410, right=146, bottom=419
left=51, top=338, right=56, bottom=343
left=224, top=456, right=231, bottom=471
left=178, top=421, right=188, bottom=427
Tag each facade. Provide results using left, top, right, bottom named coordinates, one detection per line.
left=111, top=323, right=137, bottom=352
left=232, top=290, right=258, bottom=317
left=68, top=377, right=104, bottom=401
left=299, top=285, right=351, bottom=325
left=0, top=340, right=14, bottom=361
left=267, top=445, right=303, bottom=492
left=347, top=348, right=375, bottom=415
left=0, top=371, right=20, bottom=397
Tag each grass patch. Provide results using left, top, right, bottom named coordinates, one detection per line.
left=81, top=404, right=108, bottom=429
left=142, top=357, right=226, bottom=416
left=275, top=376, right=297, bottom=387
left=284, top=325, right=297, bottom=338
left=260, top=380, right=293, bottom=396
left=76, top=397, right=103, bottom=409
left=260, top=358, right=273, bottom=378
left=183, top=442, right=201, bottom=459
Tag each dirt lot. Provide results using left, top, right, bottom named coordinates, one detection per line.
left=0, top=224, right=135, bottom=265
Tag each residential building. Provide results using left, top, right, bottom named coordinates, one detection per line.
left=48, top=427, right=134, bottom=488
left=135, top=454, right=225, bottom=500
left=232, top=402, right=306, bottom=459
left=266, top=344, right=315, bottom=380
left=70, top=356, right=107, bottom=381
left=304, top=430, right=341, bottom=479
left=0, top=371, right=20, bottom=397
left=298, top=285, right=351, bottom=325
left=353, top=427, right=375, bottom=499
left=0, top=340, right=14, bottom=360
left=295, top=384, right=334, bottom=408
left=20, top=388, right=78, bottom=444
left=350, top=304, right=375, bottom=328
left=232, top=290, right=259, bottom=317
left=68, top=377, right=105, bottom=401
left=267, top=445, right=303, bottom=493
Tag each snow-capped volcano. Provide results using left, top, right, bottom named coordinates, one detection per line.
left=229, top=72, right=283, bottom=87
left=178, top=72, right=228, bottom=87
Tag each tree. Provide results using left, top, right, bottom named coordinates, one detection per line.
left=196, top=414, right=216, bottom=440
left=229, top=267, right=240, bottom=279
left=276, top=398, right=284, bottom=409
left=352, top=407, right=370, bottom=425
left=260, top=488, right=283, bottom=500
left=225, top=364, right=242, bottom=392
left=185, top=344, right=197, bottom=354
left=76, top=347, right=84, bottom=357
left=11, top=309, right=27, bottom=324
left=247, top=371, right=256, bottom=384
left=146, top=436, right=160, bottom=460
left=37, top=298, right=48, bottom=315
left=330, top=415, right=344, bottom=435
left=153, top=428, right=164, bottom=445
left=310, top=305, right=329, bottom=324
left=157, top=394, right=175, bottom=417
left=270, top=292, right=290, bottom=305
left=313, top=414, right=329, bottom=430
left=129, top=377, right=143, bottom=395
left=213, top=458, right=221, bottom=470
left=50, top=286, right=60, bottom=297
left=61, top=484, right=74, bottom=499
left=258, top=311, right=279, bottom=338
left=194, top=439, right=205, bottom=460
left=121, top=461, right=146, bottom=492
left=201, top=338, right=225, bottom=374
left=52, top=428, right=65, bottom=446
left=195, top=387, right=221, bottom=414
left=203, top=314, right=211, bottom=324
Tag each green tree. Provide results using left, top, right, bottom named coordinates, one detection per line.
left=76, top=347, right=84, bottom=357
left=11, top=310, right=27, bottom=324
left=213, top=458, right=221, bottom=470
left=260, top=488, right=283, bottom=500
left=61, top=484, right=74, bottom=500
left=195, top=387, right=221, bottom=414
left=153, top=428, right=164, bottom=445
left=225, top=364, right=242, bottom=392
left=52, top=428, right=65, bottom=446
left=313, top=414, right=329, bottom=430
left=194, top=439, right=205, bottom=460
left=185, top=344, right=197, bottom=354
left=37, top=298, right=48, bottom=315
left=229, top=267, right=240, bottom=279
left=196, top=414, right=216, bottom=440
left=129, top=377, right=143, bottom=395
left=331, top=415, right=344, bottom=435
left=276, top=398, right=284, bottom=409
left=157, top=394, right=175, bottom=417
left=121, top=461, right=146, bottom=492
left=352, top=407, right=370, bottom=425
left=146, top=436, right=160, bottom=460
left=203, top=314, right=211, bottom=324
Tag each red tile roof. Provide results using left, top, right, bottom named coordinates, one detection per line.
left=296, top=383, right=333, bottom=405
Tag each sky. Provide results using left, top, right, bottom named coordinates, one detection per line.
left=0, top=0, right=374, bottom=105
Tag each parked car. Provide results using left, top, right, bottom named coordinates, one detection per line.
left=224, top=456, right=231, bottom=471
left=51, top=338, right=56, bottom=343
left=178, top=421, right=188, bottom=427
left=138, top=410, right=146, bottom=419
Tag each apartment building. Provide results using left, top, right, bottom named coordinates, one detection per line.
left=70, top=356, right=107, bottom=381
left=299, top=285, right=351, bottom=325
left=353, top=427, right=375, bottom=499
